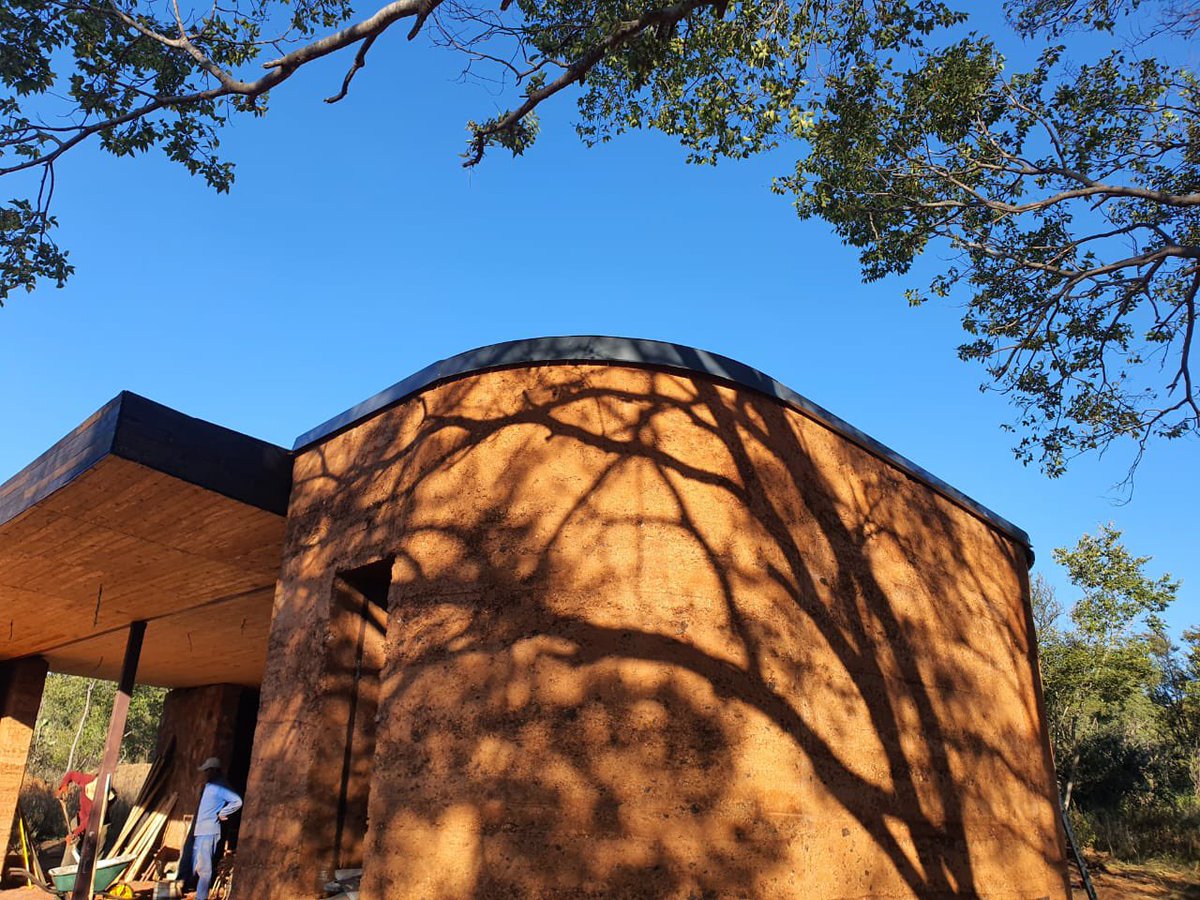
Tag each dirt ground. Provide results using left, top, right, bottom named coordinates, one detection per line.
left=0, top=882, right=160, bottom=898
left=1070, top=855, right=1200, bottom=899
left=2, top=858, right=1197, bottom=898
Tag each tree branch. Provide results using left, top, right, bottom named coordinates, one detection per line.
left=464, top=0, right=719, bottom=165
left=325, top=31, right=381, bottom=102
left=0, top=0, right=437, bottom=177
left=261, top=0, right=431, bottom=72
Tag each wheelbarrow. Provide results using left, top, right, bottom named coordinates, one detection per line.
left=11, top=853, right=137, bottom=898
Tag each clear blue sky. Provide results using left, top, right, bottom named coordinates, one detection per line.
left=1, top=13, right=1195, bottom=638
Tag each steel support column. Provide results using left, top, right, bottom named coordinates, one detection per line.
left=70, top=620, right=146, bottom=900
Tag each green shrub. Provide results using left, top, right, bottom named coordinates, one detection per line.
left=1073, top=798, right=1200, bottom=864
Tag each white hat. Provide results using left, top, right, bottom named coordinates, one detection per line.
left=198, top=757, right=222, bottom=772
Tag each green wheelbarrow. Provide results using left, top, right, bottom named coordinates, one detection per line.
left=12, top=853, right=137, bottom=898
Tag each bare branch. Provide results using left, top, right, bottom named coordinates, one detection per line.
left=326, top=32, right=381, bottom=103
left=261, top=0, right=430, bottom=72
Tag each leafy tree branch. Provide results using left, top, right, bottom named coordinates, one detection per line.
left=0, top=0, right=959, bottom=301
left=1, top=0, right=1195, bottom=474
left=776, top=27, right=1199, bottom=474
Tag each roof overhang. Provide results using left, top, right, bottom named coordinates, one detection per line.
left=0, top=393, right=292, bottom=687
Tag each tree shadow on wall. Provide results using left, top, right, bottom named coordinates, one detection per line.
left=283, top=365, right=1066, bottom=899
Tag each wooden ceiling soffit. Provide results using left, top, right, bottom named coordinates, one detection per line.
left=0, top=391, right=293, bottom=529
left=0, top=393, right=293, bottom=684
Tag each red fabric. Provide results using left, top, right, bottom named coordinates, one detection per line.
left=57, top=771, right=96, bottom=839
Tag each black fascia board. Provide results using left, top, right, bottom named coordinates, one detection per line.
left=0, top=392, right=293, bottom=529
left=0, top=394, right=124, bottom=529
left=292, top=336, right=1034, bottom=563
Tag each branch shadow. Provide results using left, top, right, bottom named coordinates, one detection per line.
left=243, top=364, right=1068, bottom=898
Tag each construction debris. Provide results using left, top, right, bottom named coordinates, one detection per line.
left=323, top=866, right=362, bottom=897
left=105, top=738, right=178, bottom=883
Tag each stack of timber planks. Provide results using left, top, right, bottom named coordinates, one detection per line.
left=110, top=738, right=178, bottom=881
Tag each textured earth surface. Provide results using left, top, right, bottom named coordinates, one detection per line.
left=2, top=858, right=1199, bottom=898
left=1070, top=856, right=1200, bottom=899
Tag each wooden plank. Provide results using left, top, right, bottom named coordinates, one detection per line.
left=124, top=782, right=173, bottom=859
left=112, top=737, right=173, bottom=853
left=128, top=794, right=176, bottom=881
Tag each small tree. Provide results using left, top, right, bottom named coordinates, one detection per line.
left=1030, top=572, right=1063, bottom=638
left=1039, top=524, right=1179, bottom=809
left=28, top=674, right=166, bottom=783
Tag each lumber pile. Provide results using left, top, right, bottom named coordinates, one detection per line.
left=109, top=738, right=178, bottom=881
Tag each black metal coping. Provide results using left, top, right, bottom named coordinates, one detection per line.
left=0, top=391, right=293, bottom=529
left=293, top=336, right=1033, bottom=559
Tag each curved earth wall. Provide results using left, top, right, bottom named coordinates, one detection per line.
left=234, top=363, right=1069, bottom=898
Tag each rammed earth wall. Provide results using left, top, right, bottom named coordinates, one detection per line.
left=0, top=656, right=47, bottom=865
left=234, top=363, right=1069, bottom=899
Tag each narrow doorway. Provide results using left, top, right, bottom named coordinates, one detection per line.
left=329, top=559, right=391, bottom=873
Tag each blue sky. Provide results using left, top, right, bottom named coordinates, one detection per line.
left=1, top=9, right=1195, bottom=638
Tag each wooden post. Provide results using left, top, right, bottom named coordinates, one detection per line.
left=71, top=621, right=146, bottom=900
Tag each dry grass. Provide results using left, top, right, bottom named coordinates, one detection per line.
left=1071, top=854, right=1200, bottom=899
left=18, top=763, right=152, bottom=847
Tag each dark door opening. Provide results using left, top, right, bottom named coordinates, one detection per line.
left=330, top=559, right=391, bottom=873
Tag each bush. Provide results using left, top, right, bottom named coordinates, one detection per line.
left=1072, top=798, right=1200, bottom=864
left=27, top=674, right=165, bottom=783
left=18, top=777, right=64, bottom=846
